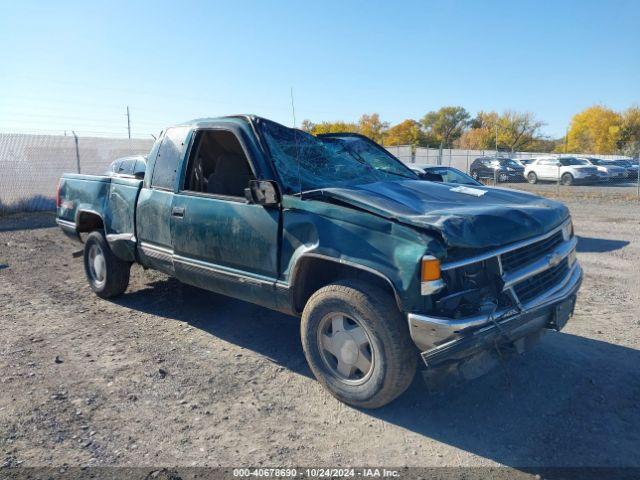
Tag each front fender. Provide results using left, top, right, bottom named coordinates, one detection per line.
left=280, top=196, right=445, bottom=312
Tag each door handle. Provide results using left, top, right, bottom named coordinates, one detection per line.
left=171, top=206, right=185, bottom=218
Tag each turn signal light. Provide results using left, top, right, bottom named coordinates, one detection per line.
left=421, top=256, right=441, bottom=281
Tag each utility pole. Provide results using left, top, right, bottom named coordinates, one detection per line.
left=126, top=106, right=131, bottom=139
left=495, top=123, right=498, bottom=157
left=72, top=131, right=81, bottom=174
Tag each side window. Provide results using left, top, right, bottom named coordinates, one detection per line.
left=151, top=126, right=191, bottom=190
left=182, top=130, right=255, bottom=197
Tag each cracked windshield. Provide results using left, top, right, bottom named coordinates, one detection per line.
left=259, top=120, right=416, bottom=193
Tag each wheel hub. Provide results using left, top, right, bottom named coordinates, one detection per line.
left=88, top=244, right=106, bottom=286
left=333, top=332, right=359, bottom=365
left=318, top=313, right=374, bottom=384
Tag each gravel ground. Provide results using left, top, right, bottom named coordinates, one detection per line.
left=0, top=198, right=639, bottom=470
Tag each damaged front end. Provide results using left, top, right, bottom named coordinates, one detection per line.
left=408, top=218, right=582, bottom=374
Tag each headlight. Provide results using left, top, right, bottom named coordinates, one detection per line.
left=562, top=220, right=573, bottom=241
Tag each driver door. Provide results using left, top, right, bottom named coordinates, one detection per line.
left=171, top=128, right=281, bottom=307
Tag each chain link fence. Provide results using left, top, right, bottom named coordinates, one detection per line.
left=0, top=133, right=154, bottom=214
left=392, top=146, right=640, bottom=199
left=1, top=134, right=638, bottom=215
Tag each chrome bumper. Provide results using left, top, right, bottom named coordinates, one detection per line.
left=408, top=262, right=583, bottom=364
left=56, top=218, right=81, bottom=242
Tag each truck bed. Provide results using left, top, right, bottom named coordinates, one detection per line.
left=56, top=173, right=143, bottom=261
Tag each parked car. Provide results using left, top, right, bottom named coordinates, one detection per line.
left=56, top=115, right=582, bottom=408
left=469, top=157, right=525, bottom=182
left=106, top=155, right=147, bottom=179
left=583, top=158, right=627, bottom=181
left=524, top=157, right=601, bottom=185
left=409, top=164, right=482, bottom=186
left=516, top=158, right=536, bottom=166
left=607, top=159, right=639, bottom=178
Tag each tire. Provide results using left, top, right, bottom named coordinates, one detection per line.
left=471, top=170, right=480, bottom=180
left=83, top=231, right=131, bottom=298
left=300, top=280, right=417, bottom=409
left=561, top=173, right=574, bottom=186
left=527, top=172, right=538, bottom=184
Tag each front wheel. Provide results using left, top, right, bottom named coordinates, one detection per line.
left=561, top=173, right=574, bottom=186
left=83, top=231, right=131, bottom=298
left=527, top=172, right=538, bottom=184
left=300, top=280, right=417, bottom=409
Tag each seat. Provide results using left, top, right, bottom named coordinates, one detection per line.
left=207, top=153, right=253, bottom=196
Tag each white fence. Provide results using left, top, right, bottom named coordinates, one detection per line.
left=0, top=134, right=154, bottom=212
left=388, top=146, right=632, bottom=174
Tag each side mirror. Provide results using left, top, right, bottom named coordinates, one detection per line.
left=245, top=180, right=281, bottom=206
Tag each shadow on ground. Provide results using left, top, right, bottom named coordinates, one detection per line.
left=115, top=277, right=311, bottom=377
left=576, top=235, right=630, bottom=253
left=0, top=211, right=56, bottom=232
left=115, top=276, right=640, bottom=468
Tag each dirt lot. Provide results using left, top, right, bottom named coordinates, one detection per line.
left=1, top=198, right=639, bottom=470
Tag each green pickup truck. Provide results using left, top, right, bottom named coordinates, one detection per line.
left=56, top=115, right=582, bottom=408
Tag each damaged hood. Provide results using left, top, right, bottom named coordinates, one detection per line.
left=308, top=180, right=569, bottom=249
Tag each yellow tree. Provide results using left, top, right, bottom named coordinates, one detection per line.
left=306, top=120, right=359, bottom=135
left=619, top=106, right=640, bottom=156
left=358, top=113, right=388, bottom=144
left=458, top=127, right=493, bottom=149
left=384, top=119, right=427, bottom=147
left=566, top=106, right=622, bottom=154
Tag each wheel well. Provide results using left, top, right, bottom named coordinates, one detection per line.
left=76, top=211, right=104, bottom=233
left=291, top=256, right=401, bottom=314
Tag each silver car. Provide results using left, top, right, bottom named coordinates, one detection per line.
left=584, top=158, right=627, bottom=181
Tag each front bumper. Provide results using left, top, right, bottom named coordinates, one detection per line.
left=574, top=174, right=600, bottom=183
left=408, top=262, right=582, bottom=367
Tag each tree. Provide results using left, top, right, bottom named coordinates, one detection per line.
left=457, top=127, right=493, bottom=149
left=497, top=111, right=545, bottom=151
left=566, top=105, right=622, bottom=154
left=619, top=106, right=640, bottom=157
left=421, top=106, right=470, bottom=148
left=307, top=120, right=359, bottom=136
left=358, top=113, right=388, bottom=144
left=300, top=120, right=315, bottom=133
left=384, top=119, right=427, bottom=147
left=459, top=110, right=544, bottom=152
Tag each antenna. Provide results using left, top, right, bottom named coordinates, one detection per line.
left=290, top=87, right=302, bottom=197
left=126, top=106, right=131, bottom=139
left=290, top=87, right=296, bottom=127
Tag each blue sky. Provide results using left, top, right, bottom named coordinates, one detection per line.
left=1, top=0, right=638, bottom=138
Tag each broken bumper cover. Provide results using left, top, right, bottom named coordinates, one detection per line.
left=408, top=262, right=583, bottom=367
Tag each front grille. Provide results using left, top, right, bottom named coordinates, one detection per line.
left=512, top=258, right=569, bottom=304
left=501, top=231, right=563, bottom=272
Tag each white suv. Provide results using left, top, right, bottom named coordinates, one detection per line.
left=525, top=157, right=601, bottom=186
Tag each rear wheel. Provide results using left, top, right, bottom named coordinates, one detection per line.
left=527, top=171, right=538, bottom=184
left=83, top=231, right=131, bottom=298
left=300, top=280, right=417, bottom=409
left=561, top=173, right=574, bottom=186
